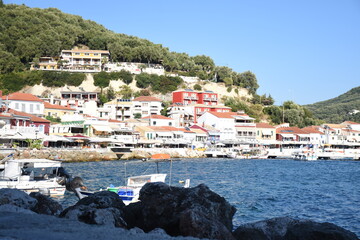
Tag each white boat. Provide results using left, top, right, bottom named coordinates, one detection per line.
left=75, top=154, right=190, bottom=205
left=292, top=150, right=318, bottom=161
left=0, top=155, right=70, bottom=195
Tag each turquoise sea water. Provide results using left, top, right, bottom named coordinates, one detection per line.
left=60, top=158, right=360, bottom=236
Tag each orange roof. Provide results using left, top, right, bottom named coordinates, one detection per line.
left=62, top=49, right=109, bottom=54
left=108, top=119, right=123, bottom=123
left=342, top=121, right=360, bottom=125
left=276, top=127, right=307, bottom=134
left=149, top=126, right=194, bottom=133
left=256, top=123, right=275, bottom=129
left=142, top=115, right=172, bottom=120
left=2, top=92, right=43, bottom=102
left=302, top=126, right=324, bottom=134
left=7, top=109, right=50, bottom=123
left=44, top=102, right=75, bottom=111
left=132, top=96, right=161, bottom=102
left=208, top=112, right=248, bottom=119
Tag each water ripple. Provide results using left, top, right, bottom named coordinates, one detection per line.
left=60, top=158, right=360, bottom=236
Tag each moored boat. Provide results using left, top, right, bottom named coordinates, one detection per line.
left=0, top=154, right=71, bottom=195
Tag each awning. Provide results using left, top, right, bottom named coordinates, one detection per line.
left=280, top=134, right=296, bottom=138
left=89, top=137, right=117, bottom=143
left=261, top=129, right=273, bottom=136
left=92, top=125, right=113, bottom=132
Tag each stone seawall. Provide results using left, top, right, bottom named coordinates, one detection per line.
left=2, top=148, right=118, bottom=162
left=0, top=148, right=206, bottom=162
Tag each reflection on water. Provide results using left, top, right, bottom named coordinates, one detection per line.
left=61, top=158, right=360, bottom=236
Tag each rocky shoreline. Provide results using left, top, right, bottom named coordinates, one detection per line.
left=0, top=184, right=358, bottom=240
left=0, top=148, right=206, bottom=162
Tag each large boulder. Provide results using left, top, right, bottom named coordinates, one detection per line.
left=29, top=192, right=63, bottom=216
left=124, top=182, right=236, bottom=239
left=0, top=188, right=37, bottom=210
left=60, top=191, right=127, bottom=228
left=232, top=217, right=359, bottom=240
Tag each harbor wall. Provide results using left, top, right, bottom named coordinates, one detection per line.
left=0, top=148, right=206, bottom=162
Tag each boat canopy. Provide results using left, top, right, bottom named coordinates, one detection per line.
left=7, top=159, right=62, bottom=168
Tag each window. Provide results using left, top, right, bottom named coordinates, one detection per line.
left=153, top=121, right=156, bottom=126
left=21, top=104, right=25, bottom=112
left=15, top=103, right=19, bottom=109
left=30, top=104, right=34, bottom=113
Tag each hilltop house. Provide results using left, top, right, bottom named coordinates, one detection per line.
left=60, top=49, right=110, bottom=72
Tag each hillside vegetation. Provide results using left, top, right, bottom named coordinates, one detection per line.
left=0, top=3, right=258, bottom=94
left=305, top=87, right=360, bottom=123
left=0, top=2, right=327, bottom=127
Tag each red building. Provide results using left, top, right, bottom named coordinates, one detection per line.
left=172, top=89, right=218, bottom=106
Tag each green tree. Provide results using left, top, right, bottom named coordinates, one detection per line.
left=94, top=71, right=110, bottom=93
left=193, top=84, right=202, bottom=91
left=118, top=85, right=133, bottom=99
left=134, top=113, right=142, bottom=119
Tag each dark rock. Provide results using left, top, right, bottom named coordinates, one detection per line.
left=124, top=182, right=236, bottom=239
left=179, top=209, right=235, bottom=240
left=284, top=220, right=359, bottom=240
left=232, top=217, right=359, bottom=240
left=0, top=188, right=37, bottom=210
left=60, top=191, right=127, bottom=228
left=29, top=192, right=63, bottom=216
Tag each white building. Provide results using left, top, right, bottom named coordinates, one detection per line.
left=2, top=92, right=44, bottom=117
left=197, top=111, right=256, bottom=142
left=132, top=96, right=162, bottom=118
left=142, top=115, right=175, bottom=127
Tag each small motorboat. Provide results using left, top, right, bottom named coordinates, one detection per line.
left=74, top=153, right=190, bottom=204
left=0, top=154, right=71, bottom=195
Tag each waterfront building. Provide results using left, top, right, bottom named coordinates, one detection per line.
left=2, top=92, right=44, bottom=117
left=142, top=114, right=175, bottom=126
left=342, top=121, right=360, bottom=131
left=60, top=49, right=110, bottom=72
left=168, top=103, right=231, bottom=126
left=301, top=126, right=326, bottom=145
left=255, top=123, right=276, bottom=144
left=196, top=111, right=256, bottom=143
left=44, top=102, right=76, bottom=119
left=7, top=109, right=50, bottom=136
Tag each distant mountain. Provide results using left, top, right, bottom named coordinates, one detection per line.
left=305, top=86, right=360, bottom=123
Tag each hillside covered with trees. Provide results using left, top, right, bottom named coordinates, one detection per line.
left=0, top=2, right=258, bottom=94
left=305, top=86, right=360, bottom=123
left=0, top=1, right=328, bottom=127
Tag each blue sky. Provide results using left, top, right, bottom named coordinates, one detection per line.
left=4, top=0, right=360, bottom=105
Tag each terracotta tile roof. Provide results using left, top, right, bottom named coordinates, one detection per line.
left=108, top=119, right=123, bottom=123
left=301, top=126, right=324, bottom=134
left=276, top=127, right=307, bottom=134
left=342, top=121, right=360, bottom=125
left=324, top=124, right=345, bottom=129
left=142, top=115, right=172, bottom=120
left=7, top=109, right=50, bottom=123
left=208, top=112, right=248, bottom=119
left=44, top=102, right=75, bottom=111
left=62, top=49, right=109, bottom=54
left=2, top=92, right=43, bottom=102
left=133, top=96, right=161, bottom=102
left=256, top=123, right=275, bottom=129
left=148, top=126, right=194, bottom=133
